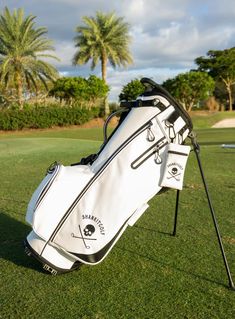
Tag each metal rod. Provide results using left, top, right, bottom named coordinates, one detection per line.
left=190, top=134, right=235, bottom=290
left=221, top=144, right=235, bottom=149
left=173, top=189, right=180, bottom=236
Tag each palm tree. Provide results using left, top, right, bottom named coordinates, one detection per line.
left=73, top=11, right=133, bottom=115
left=0, top=7, right=59, bottom=108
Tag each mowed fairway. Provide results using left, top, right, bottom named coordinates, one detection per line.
left=0, top=127, right=235, bottom=319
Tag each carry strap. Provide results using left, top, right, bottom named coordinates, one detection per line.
left=103, top=108, right=129, bottom=144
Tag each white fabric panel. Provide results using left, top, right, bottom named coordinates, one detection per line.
left=32, top=165, right=94, bottom=240
left=26, top=164, right=60, bottom=225
left=42, top=243, right=76, bottom=269
left=91, top=106, right=162, bottom=172
left=160, top=143, right=190, bottom=190
left=27, top=231, right=76, bottom=269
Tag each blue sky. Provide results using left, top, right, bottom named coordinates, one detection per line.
left=1, top=0, right=235, bottom=101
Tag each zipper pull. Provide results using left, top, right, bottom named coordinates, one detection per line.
left=147, top=127, right=155, bottom=142
left=47, top=161, right=58, bottom=174
left=154, top=147, right=162, bottom=164
left=165, top=121, right=176, bottom=141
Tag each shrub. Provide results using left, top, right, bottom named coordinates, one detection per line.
left=0, top=106, right=98, bottom=130
left=49, top=75, right=109, bottom=107
left=119, top=79, right=145, bottom=101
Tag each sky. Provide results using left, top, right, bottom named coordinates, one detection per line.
left=1, top=0, right=235, bottom=101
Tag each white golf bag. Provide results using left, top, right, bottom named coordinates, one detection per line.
left=24, top=78, right=193, bottom=275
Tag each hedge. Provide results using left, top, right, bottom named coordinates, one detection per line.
left=0, top=106, right=100, bottom=130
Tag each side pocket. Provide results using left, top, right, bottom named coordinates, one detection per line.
left=34, top=164, right=61, bottom=210
left=131, top=137, right=167, bottom=169
left=26, top=163, right=61, bottom=225
left=160, top=143, right=190, bottom=190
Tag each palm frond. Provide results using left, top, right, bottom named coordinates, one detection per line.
left=73, top=11, right=133, bottom=79
left=0, top=6, right=59, bottom=105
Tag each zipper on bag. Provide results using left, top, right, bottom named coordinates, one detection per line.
left=34, top=163, right=61, bottom=211
left=131, top=136, right=168, bottom=169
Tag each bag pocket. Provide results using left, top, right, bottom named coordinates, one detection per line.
left=26, top=163, right=61, bottom=225
left=131, top=137, right=168, bottom=169
left=160, top=143, right=190, bottom=190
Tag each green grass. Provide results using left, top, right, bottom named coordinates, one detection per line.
left=194, top=128, right=235, bottom=145
left=0, top=127, right=235, bottom=319
left=0, top=127, right=105, bottom=141
left=190, top=111, right=235, bottom=129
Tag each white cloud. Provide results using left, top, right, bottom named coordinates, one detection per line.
left=1, top=0, right=235, bottom=102
left=106, top=67, right=189, bottom=101
left=53, top=41, right=76, bottom=67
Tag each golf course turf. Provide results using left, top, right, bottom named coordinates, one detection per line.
left=0, top=126, right=234, bottom=318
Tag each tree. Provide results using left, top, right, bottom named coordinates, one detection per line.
left=86, top=75, right=110, bottom=105
left=162, top=71, right=215, bottom=111
left=119, top=79, right=145, bottom=101
left=73, top=11, right=133, bottom=115
left=50, top=77, right=88, bottom=103
left=195, top=48, right=235, bottom=111
left=0, top=7, right=59, bottom=109
left=50, top=75, right=109, bottom=107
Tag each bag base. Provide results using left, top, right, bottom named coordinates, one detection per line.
left=24, top=232, right=81, bottom=275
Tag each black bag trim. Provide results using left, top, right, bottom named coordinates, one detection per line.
left=168, top=150, right=189, bottom=156
left=120, top=99, right=167, bottom=109
left=68, top=220, right=127, bottom=264
left=24, top=239, right=81, bottom=274
left=140, top=78, right=193, bottom=131
left=34, top=164, right=61, bottom=211
left=131, top=136, right=167, bottom=169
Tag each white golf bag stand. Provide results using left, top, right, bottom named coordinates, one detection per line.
left=24, top=78, right=234, bottom=290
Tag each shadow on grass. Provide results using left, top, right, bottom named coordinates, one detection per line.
left=121, top=224, right=230, bottom=289
left=0, top=211, right=44, bottom=273
left=134, top=224, right=173, bottom=236
left=0, top=210, right=230, bottom=288
left=117, top=244, right=229, bottom=289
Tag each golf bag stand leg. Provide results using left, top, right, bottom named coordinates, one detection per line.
left=172, top=189, right=180, bottom=237
left=188, top=132, right=234, bottom=290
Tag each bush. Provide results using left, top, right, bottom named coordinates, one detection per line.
left=0, top=105, right=99, bottom=130
left=119, top=79, right=145, bottom=101
left=49, top=75, right=109, bottom=106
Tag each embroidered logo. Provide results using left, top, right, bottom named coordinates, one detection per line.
left=82, top=214, right=105, bottom=235
left=71, top=214, right=105, bottom=249
left=71, top=225, right=97, bottom=250
left=167, top=162, right=183, bottom=181
left=83, top=224, right=95, bottom=237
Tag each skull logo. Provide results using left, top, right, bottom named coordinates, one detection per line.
left=171, top=167, right=178, bottom=175
left=83, top=224, right=95, bottom=237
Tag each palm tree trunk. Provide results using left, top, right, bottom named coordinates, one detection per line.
left=101, top=51, right=110, bottom=116
left=16, top=72, right=23, bottom=110
left=101, top=51, right=107, bottom=83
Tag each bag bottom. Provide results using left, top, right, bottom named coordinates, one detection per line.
left=24, top=235, right=81, bottom=275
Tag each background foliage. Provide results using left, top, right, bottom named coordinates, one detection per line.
left=49, top=75, right=109, bottom=107
left=0, top=7, right=59, bottom=109
left=195, top=48, right=235, bottom=111
left=0, top=105, right=99, bottom=130
left=119, top=78, right=145, bottom=101
left=162, top=71, right=215, bottom=111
